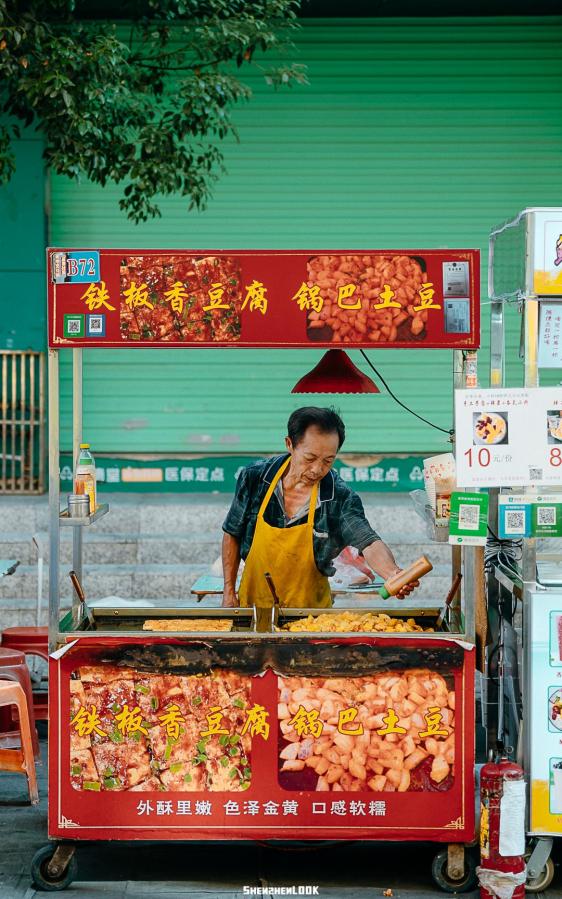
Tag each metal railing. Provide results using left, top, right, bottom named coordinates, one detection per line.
left=0, top=350, right=46, bottom=493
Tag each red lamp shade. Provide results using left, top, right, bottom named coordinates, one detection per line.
left=291, top=349, right=380, bottom=394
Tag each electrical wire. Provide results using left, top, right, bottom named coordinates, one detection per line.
left=359, top=350, right=453, bottom=436
left=484, top=525, right=522, bottom=578
left=485, top=524, right=523, bottom=619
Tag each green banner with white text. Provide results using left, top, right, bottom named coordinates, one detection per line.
left=59, top=455, right=425, bottom=494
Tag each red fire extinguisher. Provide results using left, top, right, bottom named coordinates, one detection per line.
left=479, top=758, right=526, bottom=898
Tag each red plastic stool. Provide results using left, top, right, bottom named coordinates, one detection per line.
left=1, top=627, right=48, bottom=721
left=0, top=680, right=39, bottom=804
left=0, top=647, right=40, bottom=759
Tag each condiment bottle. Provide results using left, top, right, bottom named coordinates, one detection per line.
left=75, top=443, right=96, bottom=514
left=379, top=555, right=433, bottom=599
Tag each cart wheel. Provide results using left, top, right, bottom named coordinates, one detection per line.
left=431, top=848, right=478, bottom=893
left=526, top=856, right=555, bottom=893
left=31, top=844, right=77, bottom=892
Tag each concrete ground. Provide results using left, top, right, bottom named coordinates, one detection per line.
left=2, top=737, right=562, bottom=899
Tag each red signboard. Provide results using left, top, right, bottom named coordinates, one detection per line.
left=47, top=249, right=480, bottom=349
left=49, top=636, right=475, bottom=841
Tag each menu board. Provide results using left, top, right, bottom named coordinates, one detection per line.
left=49, top=637, right=475, bottom=842
left=47, top=248, right=480, bottom=349
left=455, top=387, right=562, bottom=488
left=530, top=591, right=562, bottom=835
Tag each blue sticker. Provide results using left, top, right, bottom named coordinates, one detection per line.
left=51, top=251, right=100, bottom=284
left=86, top=313, right=106, bottom=337
left=498, top=502, right=531, bottom=538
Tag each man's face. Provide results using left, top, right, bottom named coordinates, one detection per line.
left=285, top=425, right=339, bottom=485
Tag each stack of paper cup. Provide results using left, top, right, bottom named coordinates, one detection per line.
left=423, top=453, right=456, bottom=513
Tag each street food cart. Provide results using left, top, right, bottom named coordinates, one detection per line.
left=481, top=208, right=562, bottom=892
left=34, top=247, right=481, bottom=891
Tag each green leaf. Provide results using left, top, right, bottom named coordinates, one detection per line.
left=83, top=780, right=101, bottom=791
left=0, top=1, right=305, bottom=221
left=104, top=776, right=120, bottom=790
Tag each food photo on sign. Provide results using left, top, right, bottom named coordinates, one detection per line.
left=277, top=671, right=456, bottom=794
left=547, top=410, right=562, bottom=443
left=473, top=411, right=509, bottom=446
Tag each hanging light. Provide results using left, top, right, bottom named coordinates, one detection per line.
left=291, top=349, right=380, bottom=394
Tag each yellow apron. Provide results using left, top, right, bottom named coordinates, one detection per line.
left=238, top=457, right=332, bottom=609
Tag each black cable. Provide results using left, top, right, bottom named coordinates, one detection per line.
left=359, top=350, right=453, bottom=436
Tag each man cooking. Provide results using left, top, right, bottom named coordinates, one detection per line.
left=222, top=406, right=418, bottom=608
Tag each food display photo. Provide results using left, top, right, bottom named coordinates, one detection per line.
left=548, top=687, right=562, bottom=733
left=69, top=665, right=252, bottom=793
left=547, top=410, right=562, bottom=443
left=120, top=255, right=242, bottom=343
left=305, top=254, right=432, bottom=345
left=549, top=612, right=562, bottom=666
left=473, top=411, right=508, bottom=446
left=277, top=670, right=455, bottom=794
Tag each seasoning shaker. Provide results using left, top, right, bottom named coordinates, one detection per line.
left=67, top=494, right=91, bottom=518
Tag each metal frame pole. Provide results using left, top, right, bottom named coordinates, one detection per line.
left=48, top=349, right=60, bottom=652
left=522, top=296, right=540, bottom=782
left=72, top=350, right=83, bottom=615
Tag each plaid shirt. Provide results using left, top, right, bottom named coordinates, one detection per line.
left=222, top=454, right=381, bottom=577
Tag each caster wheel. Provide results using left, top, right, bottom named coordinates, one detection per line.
left=526, top=856, right=555, bottom=893
left=31, top=844, right=77, bottom=892
left=431, top=848, right=478, bottom=893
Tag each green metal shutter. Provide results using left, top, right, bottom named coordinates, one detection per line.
left=50, top=16, right=562, bottom=454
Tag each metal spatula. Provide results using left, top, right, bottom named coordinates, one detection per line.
left=69, top=569, right=95, bottom=628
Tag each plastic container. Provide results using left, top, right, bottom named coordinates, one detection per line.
left=75, top=443, right=96, bottom=514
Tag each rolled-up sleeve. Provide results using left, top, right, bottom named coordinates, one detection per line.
left=339, top=489, right=381, bottom=553
left=222, top=468, right=251, bottom=538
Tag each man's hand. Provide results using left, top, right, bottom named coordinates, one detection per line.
left=362, top=542, right=420, bottom=599
left=222, top=586, right=239, bottom=608
left=394, top=576, right=420, bottom=600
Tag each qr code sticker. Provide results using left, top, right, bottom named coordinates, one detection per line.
left=67, top=319, right=81, bottom=334
left=505, top=510, right=525, bottom=535
left=529, top=467, right=543, bottom=481
left=89, top=317, right=102, bottom=332
left=458, top=503, right=480, bottom=531
left=537, top=506, right=557, bottom=526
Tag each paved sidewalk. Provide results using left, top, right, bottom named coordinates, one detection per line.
left=1, top=738, right=560, bottom=898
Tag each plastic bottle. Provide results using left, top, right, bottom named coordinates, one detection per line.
left=75, top=443, right=96, bottom=514
left=379, top=555, right=433, bottom=599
